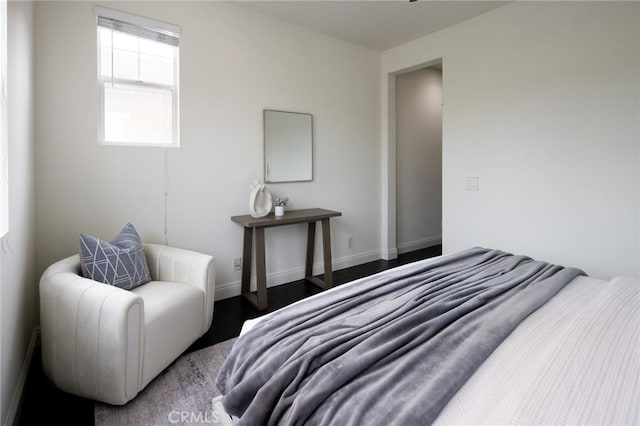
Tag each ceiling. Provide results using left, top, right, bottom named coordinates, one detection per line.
left=232, top=1, right=509, bottom=51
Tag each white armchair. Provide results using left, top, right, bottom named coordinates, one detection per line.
left=39, top=243, right=215, bottom=405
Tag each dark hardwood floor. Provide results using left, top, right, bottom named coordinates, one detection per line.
left=16, top=245, right=441, bottom=425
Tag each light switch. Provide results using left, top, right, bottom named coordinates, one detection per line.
left=465, top=176, right=479, bottom=191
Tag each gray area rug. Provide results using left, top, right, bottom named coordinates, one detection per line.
left=95, top=338, right=237, bottom=426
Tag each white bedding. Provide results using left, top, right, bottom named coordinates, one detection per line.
left=228, top=257, right=639, bottom=425
left=436, top=275, right=640, bottom=425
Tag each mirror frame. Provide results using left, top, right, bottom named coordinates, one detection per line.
left=263, top=109, right=313, bottom=183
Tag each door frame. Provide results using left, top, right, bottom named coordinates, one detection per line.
left=381, top=57, right=443, bottom=260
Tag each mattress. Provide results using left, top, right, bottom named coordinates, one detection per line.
left=218, top=254, right=639, bottom=425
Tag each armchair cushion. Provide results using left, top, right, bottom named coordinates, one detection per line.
left=79, top=223, right=151, bottom=290
left=132, top=281, right=205, bottom=388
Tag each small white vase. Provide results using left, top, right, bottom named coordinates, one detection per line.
left=275, top=206, right=284, bottom=217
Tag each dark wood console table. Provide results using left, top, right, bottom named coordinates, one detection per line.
left=231, top=208, right=342, bottom=310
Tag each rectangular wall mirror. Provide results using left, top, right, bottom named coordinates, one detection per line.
left=264, top=110, right=313, bottom=183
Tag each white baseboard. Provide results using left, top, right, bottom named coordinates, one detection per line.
left=215, top=249, right=383, bottom=301
left=397, top=235, right=442, bottom=255
left=381, top=247, right=398, bottom=260
left=4, top=326, right=40, bottom=426
left=332, top=249, right=384, bottom=273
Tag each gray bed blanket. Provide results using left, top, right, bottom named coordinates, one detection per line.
left=216, top=247, right=584, bottom=425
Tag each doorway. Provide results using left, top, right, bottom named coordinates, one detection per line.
left=395, top=63, right=443, bottom=254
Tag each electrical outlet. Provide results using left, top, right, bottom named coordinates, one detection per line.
left=347, top=236, right=353, bottom=248
left=233, top=257, right=242, bottom=272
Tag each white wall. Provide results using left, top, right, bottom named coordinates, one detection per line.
left=34, top=1, right=381, bottom=298
left=382, top=1, right=640, bottom=279
left=396, top=67, right=442, bottom=253
left=2, top=1, right=36, bottom=423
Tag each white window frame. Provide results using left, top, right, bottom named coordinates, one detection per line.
left=96, top=7, right=180, bottom=147
left=0, top=0, right=8, bottom=238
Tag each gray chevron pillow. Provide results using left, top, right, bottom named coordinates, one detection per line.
left=79, top=223, right=151, bottom=290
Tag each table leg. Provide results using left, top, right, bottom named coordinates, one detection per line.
left=255, top=227, right=267, bottom=311
left=305, top=222, right=325, bottom=288
left=321, top=218, right=334, bottom=288
left=240, top=227, right=267, bottom=310
left=305, top=222, right=316, bottom=278
left=241, top=227, right=253, bottom=296
left=306, top=219, right=334, bottom=290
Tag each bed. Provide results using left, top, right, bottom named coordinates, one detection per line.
left=213, top=247, right=640, bottom=425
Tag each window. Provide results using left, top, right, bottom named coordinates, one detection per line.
left=0, top=0, right=7, bottom=238
left=96, top=7, right=180, bottom=147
